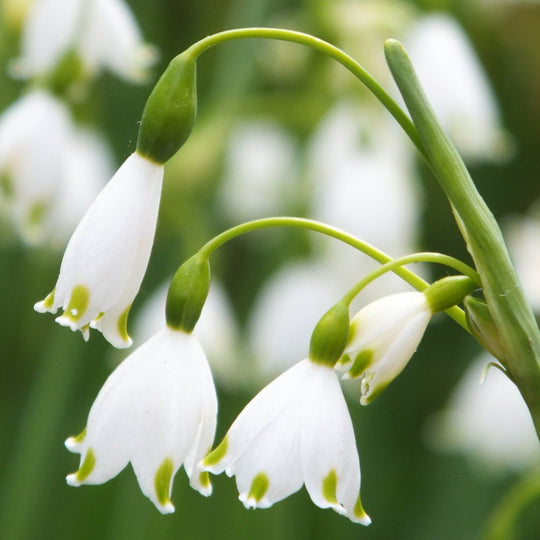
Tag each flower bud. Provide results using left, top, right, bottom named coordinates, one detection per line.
left=423, top=275, right=477, bottom=313
left=309, top=301, right=350, bottom=367
left=166, top=255, right=210, bottom=333
left=136, top=51, right=197, bottom=164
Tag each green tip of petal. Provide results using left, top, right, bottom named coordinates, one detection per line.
left=65, top=285, right=90, bottom=322
left=353, top=493, right=371, bottom=525
left=349, top=350, right=374, bottom=378
left=202, top=436, right=228, bottom=467
left=361, top=379, right=390, bottom=405
left=73, top=427, right=86, bottom=443
left=199, top=471, right=211, bottom=489
left=43, top=289, right=55, bottom=309
left=322, top=469, right=338, bottom=505
left=248, top=472, right=269, bottom=503
left=154, top=458, right=174, bottom=509
left=72, top=448, right=96, bottom=483
left=117, top=305, right=131, bottom=343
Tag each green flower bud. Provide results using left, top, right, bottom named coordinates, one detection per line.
left=464, top=296, right=507, bottom=362
left=424, top=275, right=477, bottom=313
left=166, top=254, right=210, bottom=333
left=136, top=51, right=197, bottom=164
left=309, top=301, right=350, bottom=367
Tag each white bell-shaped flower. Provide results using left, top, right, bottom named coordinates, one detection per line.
left=0, top=89, right=72, bottom=242
left=65, top=326, right=217, bottom=513
left=202, top=358, right=371, bottom=525
left=15, top=0, right=156, bottom=82
left=343, top=292, right=432, bottom=405
left=34, top=151, right=163, bottom=348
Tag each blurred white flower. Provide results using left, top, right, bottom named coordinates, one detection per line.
left=307, top=101, right=420, bottom=262
left=0, top=90, right=71, bottom=243
left=65, top=326, right=217, bottom=513
left=404, top=14, right=512, bottom=161
left=342, top=291, right=432, bottom=405
left=247, top=101, right=422, bottom=380
left=50, top=127, right=113, bottom=246
left=202, top=358, right=370, bottom=525
left=35, top=151, right=163, bottom=348
left=426, top=354, right=540, bottom=473
left=132, top=279, right=242, bottom=389
left=505, top=209, right=540, bottom=313
left=218, top=120, right=299, bottom=222
left=248, top=261, right=342, bottom=380
left=14, top=0, right=156, bottom=82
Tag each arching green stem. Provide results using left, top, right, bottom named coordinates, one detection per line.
left=197, top=217, right=473, bottom=331
left=184, top=27, right=426, bottom=158
left=340, top=252, right=480, bottom=306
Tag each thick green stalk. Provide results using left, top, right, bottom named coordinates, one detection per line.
left=385, top=40, right=540, bottom=436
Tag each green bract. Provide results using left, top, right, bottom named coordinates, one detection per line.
left=136, top=51, right=198, bottom=164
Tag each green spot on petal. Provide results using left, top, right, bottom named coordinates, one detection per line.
left=154, top=457, right=174, bottom=507
left=349, top=350, right=374, bottom=378
left=42, top=288, right=56, bottom=309
left=117, top=304, right=131, bottom=342
left=322, top=469, right=338, bottom=504
left=248, top=472, right=269, bottom=502
left=65, top=285, right=90, bottom=322
left=202, top=436, right=228, bottom=467
left=354, top=492, right=369, bottom=521
left=72, top=427, right=86, bottom=444
left=75, top=448, right=95, bottom=482
left=199, top=471, right=211, bottom=488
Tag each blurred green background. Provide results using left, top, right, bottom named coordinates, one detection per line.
left=1, top=0, right=540, bottom=539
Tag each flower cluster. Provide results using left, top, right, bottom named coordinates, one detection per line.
left=60, top=267, right=453, bottom=520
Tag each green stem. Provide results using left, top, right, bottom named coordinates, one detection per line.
left=482, top=473, right=540, bottom=540
left=185, top=27, right=426, bottom=158
left=197, top=217, right=470, bottom=331
left=341, top=252, right=480, bottom=305
left=384, top=39, right=540, bottom=438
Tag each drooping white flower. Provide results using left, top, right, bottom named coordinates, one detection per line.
left=131, top=279, right=242, bottom=389
left=65, top=326, right=217, bottom=513
left=14, top=0, right=156, bottom=83
left=342, top=292, right=432, bottom=405
left=426, top=353, right=540, bottom=473
left=404, top=14, right=511, bottom=161
left=202, top=358, right=371, bottom=525
left=0, top=89, right=71, bottom=242
left=35, top=151, right=163, bottom=348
